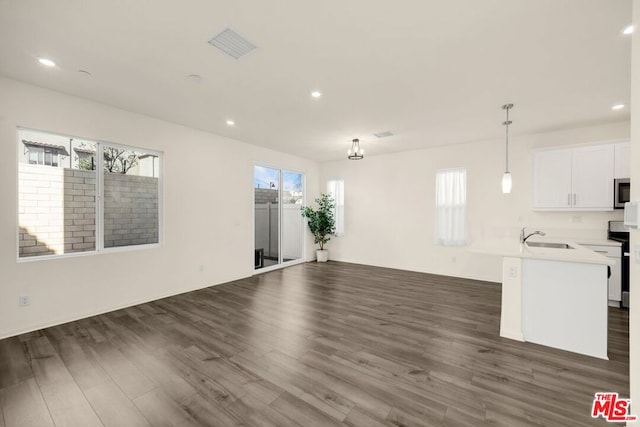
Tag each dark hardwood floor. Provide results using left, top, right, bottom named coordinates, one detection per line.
left=0, top=262, right=629, bottom=426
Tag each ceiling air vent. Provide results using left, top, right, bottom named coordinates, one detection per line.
left=374, top=131, right=394, bottom=138
left=208, top=28, right=257, bottom=59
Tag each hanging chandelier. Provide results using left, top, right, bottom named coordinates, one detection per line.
left=348, top=138, right=364, bottom=160
left=501, top=104, right=514, bottom=193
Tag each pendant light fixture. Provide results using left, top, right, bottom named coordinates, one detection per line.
left=348, top=138, right=364, bottom=160
left=501, top=103, right=514, bottom=193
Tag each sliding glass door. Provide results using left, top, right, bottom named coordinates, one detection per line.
left=254, top=166, right=304, bottom=271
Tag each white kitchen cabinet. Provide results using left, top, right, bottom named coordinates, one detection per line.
left=614, top=141, right=631, bottom=178
left=533, top=144, right=614, bottom=211
left=532, top=149, right=572, bottom=209
left=571, top=145, right=614, bottom=209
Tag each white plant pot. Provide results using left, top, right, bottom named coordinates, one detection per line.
left=316, top=249, right=329, bottom=262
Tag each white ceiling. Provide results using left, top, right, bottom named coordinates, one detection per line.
left=0, top=0, right=632, bottom=161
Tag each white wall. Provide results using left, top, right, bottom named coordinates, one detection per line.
left=629, top=0, right=639, bottom=420
left=0, top=77, right=319, bottom=339
left=320, top=122, right=629, bottom=283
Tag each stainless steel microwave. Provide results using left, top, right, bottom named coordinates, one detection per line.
left=614, top=178, right=630, bottom=209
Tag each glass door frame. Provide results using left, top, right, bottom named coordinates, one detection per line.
left=252, top=162, right=306, bottom=274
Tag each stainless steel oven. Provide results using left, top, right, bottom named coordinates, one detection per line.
left=614, top=178, right=630, bottom=209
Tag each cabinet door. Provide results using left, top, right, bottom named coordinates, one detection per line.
left=532, top=149, right=572, bottom=209
left=614, top=142, right=631, bottom=178
left=571, top=145, right=614, bottom=209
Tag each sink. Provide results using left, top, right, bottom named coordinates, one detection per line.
left=526, top=242, right=574, bottom=249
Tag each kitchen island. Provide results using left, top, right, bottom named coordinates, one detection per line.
left=473, top=239, right=614, bottom=359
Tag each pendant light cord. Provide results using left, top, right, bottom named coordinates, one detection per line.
left=502, top=104, right=513, bottom=173
left=505, top=107, right=509, bottom=173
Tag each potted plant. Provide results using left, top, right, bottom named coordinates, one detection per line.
left=301, top=193, right=336, bottom=262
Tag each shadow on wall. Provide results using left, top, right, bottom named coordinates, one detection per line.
left=18, top=226, right=54, bottom=257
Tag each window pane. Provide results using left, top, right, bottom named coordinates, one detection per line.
left=73, top=140, right=97, bottom=171
left=28, top=148, right=39, bottom=164
left=254, top=165, right=280, bottom=268
left=435, top=168, right=467, bottom=246
left=327, top=180, right=345, bottom=236
left=103, top=146, right=159, bottom=248
left=282, top=170, right=303, bottom=262
left=18, top=130, right=96, bottom=257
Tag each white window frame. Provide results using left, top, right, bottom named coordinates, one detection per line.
left=16, top=127, right=164, bottom=262
left=435, top=167, right=468, bottom=246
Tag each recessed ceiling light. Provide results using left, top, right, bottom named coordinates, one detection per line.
left=187, top=74, right=203, bottom=84
left=226, top=120, right=235, bottom=126
left=612, top=104, right=625, bottom=110
left=38, top=58, right=56, bottom=67
left=311, top=91, right=322, bottom=98
left=374, top=131, right=394, bottom=138
left=77, top=70, right=92, bottom=77
left=622, top=25, right=634, bottom=35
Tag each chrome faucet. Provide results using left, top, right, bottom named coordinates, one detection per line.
left=520, top=227, right=546, bottom=243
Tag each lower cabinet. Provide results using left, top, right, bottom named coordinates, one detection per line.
left=522, top=258, right=608, bottom=359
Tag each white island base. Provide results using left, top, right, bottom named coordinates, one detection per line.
left=501, top=256, right=609, bottom=360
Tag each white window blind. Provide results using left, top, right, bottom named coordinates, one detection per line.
left=435, top=168, right=468, bottom=246
left=327, top=179, right=345, bottom=236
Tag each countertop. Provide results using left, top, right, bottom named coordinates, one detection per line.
left=572, top=238, right=623, bottom=247
left=471, top=238, right=614, bottom=266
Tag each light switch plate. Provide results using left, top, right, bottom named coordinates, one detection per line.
left=635, top=244, right=640, bottom=263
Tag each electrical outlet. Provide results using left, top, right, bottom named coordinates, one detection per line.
left=451, top=256, right=456, bottom=263
left=18, top=295, right=30, bottom=307
left=199, top=264, right=204, bottom=272
left=508, top=266, right=518, bottom=278
left=571, top=215, right=582, bottom=223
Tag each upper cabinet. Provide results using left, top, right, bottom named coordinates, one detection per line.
left=533, top=144, right=614, bottom=211
left=532, top=149, right=572, bottom=209
left=614, top=141, right=630, bottom=178
left=571, top=145, right=614, bottom=209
